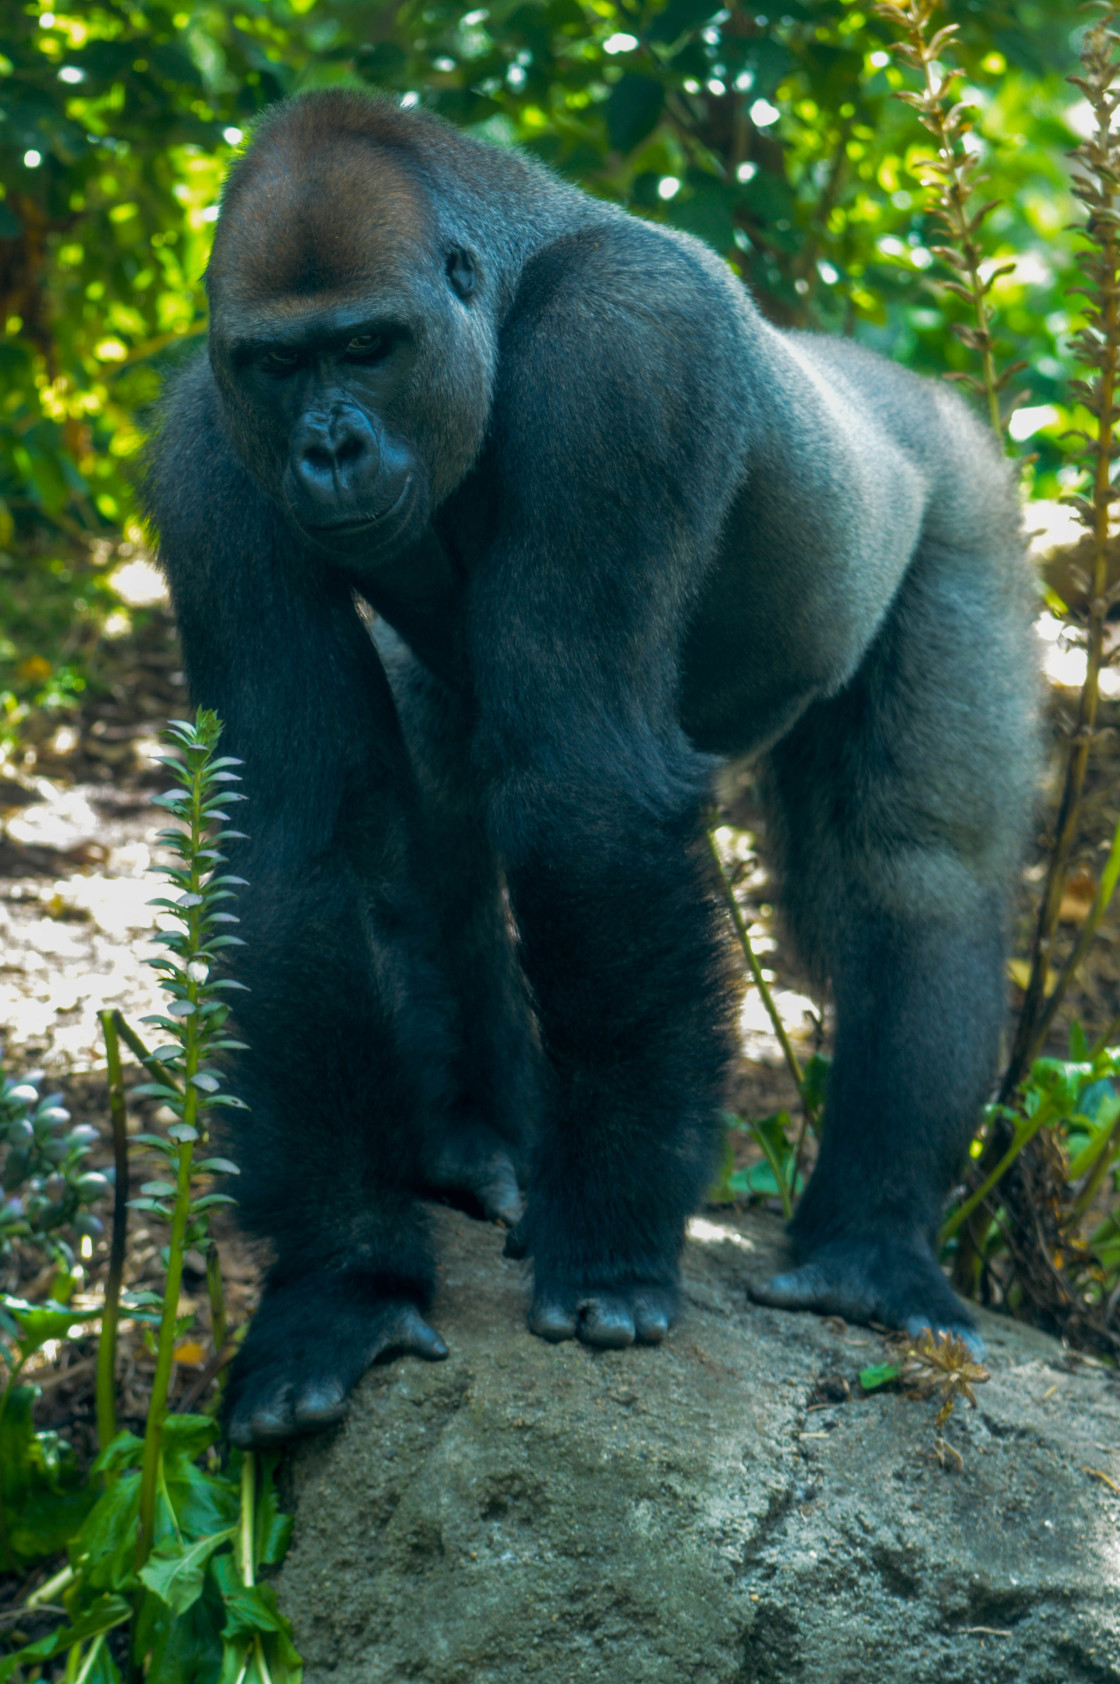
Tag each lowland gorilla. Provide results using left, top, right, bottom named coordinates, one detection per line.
left=146, top=90, right=1039, bottom=1448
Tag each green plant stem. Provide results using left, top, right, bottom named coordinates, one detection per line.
left=71, top=1634, right=106, bottom=1684
left=136, top=777, right=205, bottom=1568
left=96, top=1009, right=130, bottom=1455
left=24, top=1564, right=76, bottom=1610
left=112, top=1014, right=183, bottom=1096
left=234, top=1456, right=276, bottom=1684
left=1072, top=1112, right=1120, bottom=1220
left=135, top=1088, right=197, bottom=1566
left=750, top=1122, right=795, bottom=1223
left=1029, top=809, right=1120, bottom=1063
left=0, top=1358, right=26, bottom=1571
left=1091, top=1007, right=1120, bottom=1059
left=240, top=1452, right=256, bottom=1585
left=705, top=829, right=807, bottom=1103
left=940, top=1105, right=1054, bottom=1245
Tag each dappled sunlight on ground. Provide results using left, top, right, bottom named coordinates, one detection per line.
left=686, top=1215, right=757, bottom=1250
left=0, top=771, right=167, bottom=1068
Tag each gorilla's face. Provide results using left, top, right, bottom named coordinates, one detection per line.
left=205, top=134, right=493, bottom=566
left=219, top=307, right=431, bottom=560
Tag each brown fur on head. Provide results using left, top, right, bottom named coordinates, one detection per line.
left=204, top=91, right=501, bottom=523
left=208, top=97, right=435, bottom=312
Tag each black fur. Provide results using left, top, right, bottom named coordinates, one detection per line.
left=144, top=91, right=1040, bottom=1446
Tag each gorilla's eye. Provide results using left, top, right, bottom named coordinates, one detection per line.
left=344, top=332, right=387, bottom=361
left=261, top=348, right=299, bottom=374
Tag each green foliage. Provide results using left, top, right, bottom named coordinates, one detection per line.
left=941, top=1027, right=1120, bottom=1318
left=0, top=712, right=302, bottom=1682
left=0, top=1061, right=108, bottom=1265
left=0, top=0, right=1089, bottom=568
left=718, top=1108, right=808, bottom=1221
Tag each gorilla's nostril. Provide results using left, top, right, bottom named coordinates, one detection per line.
left=335, top=434, right=365, bottom=465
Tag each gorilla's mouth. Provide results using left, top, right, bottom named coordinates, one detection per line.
left=295, top=475, right=422, bottom=559
left=315, top=477, right=413, bottom=536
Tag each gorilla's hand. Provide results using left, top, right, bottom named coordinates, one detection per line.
left=749, top=1233, right=985, bottom=1356
left=225, top=1274, right=448, bottom=1448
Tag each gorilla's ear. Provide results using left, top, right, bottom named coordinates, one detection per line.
left=446, top=246, right=477, bottom=300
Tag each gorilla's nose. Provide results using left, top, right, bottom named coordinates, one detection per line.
left=292, top=407, right=380, bottom=506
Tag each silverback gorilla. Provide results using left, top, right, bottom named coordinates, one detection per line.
left=146, top=91, right=1040, bottom=1447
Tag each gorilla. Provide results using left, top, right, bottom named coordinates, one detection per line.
left=145, top=90, right=1039, bottom=1448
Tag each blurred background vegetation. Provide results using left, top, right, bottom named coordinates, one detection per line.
left=0, top=0, right=1090, bottom=739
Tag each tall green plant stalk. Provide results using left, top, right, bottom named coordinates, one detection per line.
left=705, top=828, right=810, bottom=1108
left=877, top=0, right=1024, bottom=436
left=131, top=713, right=248, bottom=1566
left=94, top=1010, right=130, bottom=1455
left=1003, top=13, right=1120, bottom=1094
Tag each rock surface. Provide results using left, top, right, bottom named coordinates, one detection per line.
left=276, top=1206, right=1120, bottom=1683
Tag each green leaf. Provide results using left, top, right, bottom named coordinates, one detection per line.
left=647, top=0, right=723, bottom=45
left=91, top=1428, right=145, bottom=1476
left=212, top=1558, right=304, bottom=1683
left=0, top=1595, right=130, bottom=1682
left=801, top=1053, right=830, bottom=1123
left=0, top=1296, right=98, bottom=1354
left=606, top=73, right=665, bottom=153
left=72, top=1472, right=142, bottom=1592
left=140, top=1527, right=237, bottom=1615
left=254, top=1456, right=294, bottom=1569
left=0, top=1385, right=96, bottom=1570
left=161, top=1414, right=221, bottom=1461
left=859, top=1363, right=903, bottom=1392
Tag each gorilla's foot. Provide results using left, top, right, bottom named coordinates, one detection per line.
left=527, top=1283, right=678, bottom=1350
left=749, top=1234, right=985, bottom=1357
left=424, top=1119, right=524, bottom=1227
left=226, top=1275, right=447, bottom=1448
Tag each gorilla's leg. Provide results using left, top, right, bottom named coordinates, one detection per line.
left=751, top=535, right=1038, bottom=1345
left=752, top=899, right=1003, bottom=1344
left=374, top=623, right=538, bottom=1226
left=487, top=766, right=735, bottom=1350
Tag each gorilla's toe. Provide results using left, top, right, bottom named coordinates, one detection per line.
left=528, top=1291, right=580, bottom=1342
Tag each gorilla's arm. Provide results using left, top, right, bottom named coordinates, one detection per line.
left=146, top=359, right=453, bottom=1442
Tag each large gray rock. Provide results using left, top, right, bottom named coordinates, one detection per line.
left=277, top=1207, right=1120, bottom=1683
